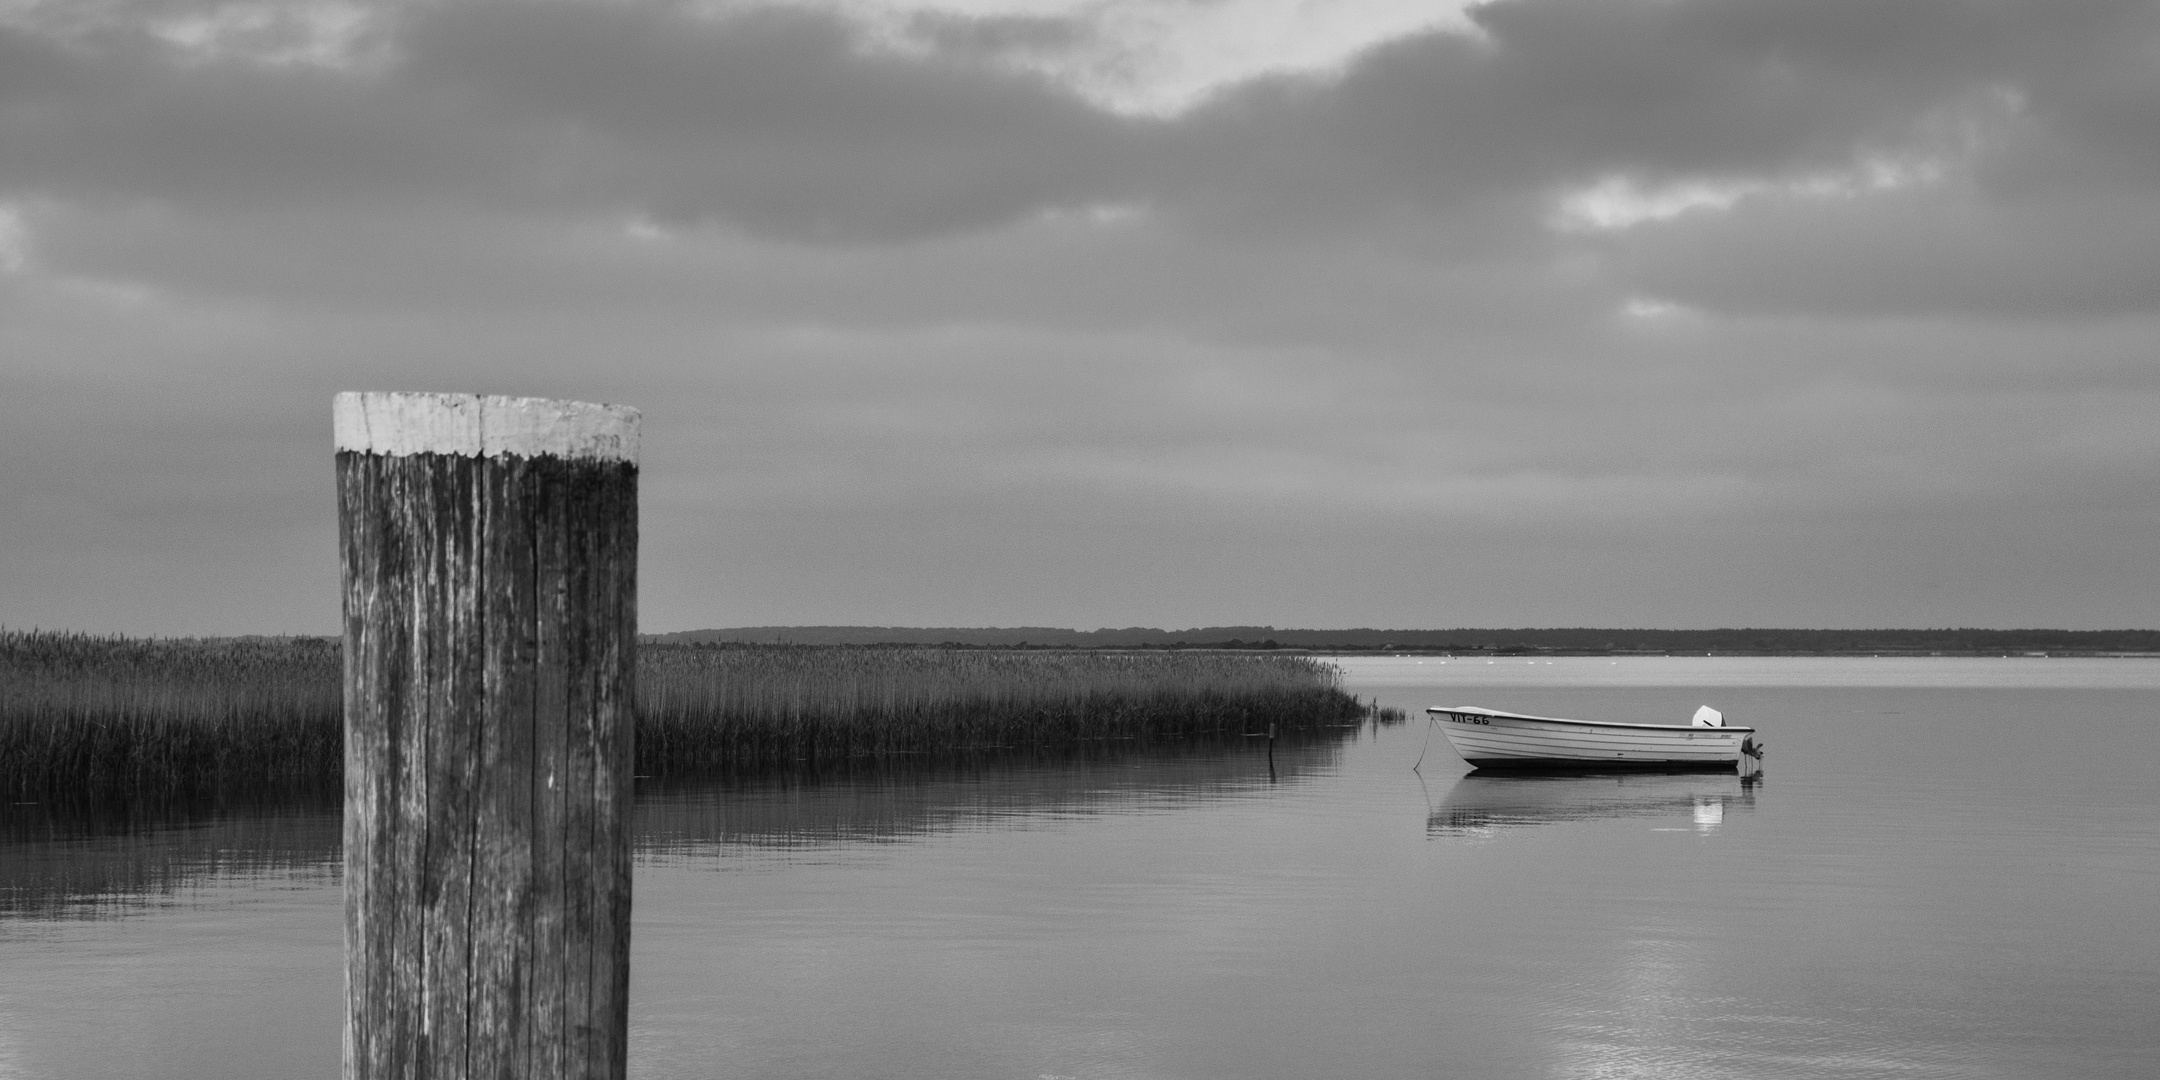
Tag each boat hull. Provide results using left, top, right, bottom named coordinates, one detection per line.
left=1462, top=757, right=1741, bottom=774
left=1428, top=707, right=1754, bottom=771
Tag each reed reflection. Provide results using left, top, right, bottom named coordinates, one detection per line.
left=1, top=727, right=1373, bottom=912
left=0, top=790, right=343, bottom=917
left=635, top=728, right=1360, bottom=857
left=1428, top=771, right=1758, bottom=837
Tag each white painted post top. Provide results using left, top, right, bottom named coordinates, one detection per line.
left=335, top=392, right=639, bottom=463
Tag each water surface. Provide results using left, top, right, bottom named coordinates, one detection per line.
left=3, top=657, right=2155, bottom=1078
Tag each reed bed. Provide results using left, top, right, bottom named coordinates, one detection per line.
left=2, top=633, right=1368, bottom=796
left=638, top=645, right=1366, bottom=772
left=0, top=631, right=343, bottom=799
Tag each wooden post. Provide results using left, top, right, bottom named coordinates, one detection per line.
left=337, top=392, right=640, bottom=1080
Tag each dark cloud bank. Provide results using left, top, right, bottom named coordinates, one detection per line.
left=2, top=0, right=2155, bottom=633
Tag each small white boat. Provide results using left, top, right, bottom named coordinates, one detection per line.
left=1425, top=704, right=1762, bottom=773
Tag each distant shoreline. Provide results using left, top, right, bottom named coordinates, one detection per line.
left=1312, top=650, right=2160, bottom=658
left=650, top=626, right=2160, bottom=657
left=19, top=627, right=2159, bottom=658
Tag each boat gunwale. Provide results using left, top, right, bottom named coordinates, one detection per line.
left=1426, top=706, right=1756, bottom=734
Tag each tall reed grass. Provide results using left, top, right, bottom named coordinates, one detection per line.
left=2, top=632, right=1367, bottom=797
left=638, top=645, right=1366, bottom=773
left=0, top=631, right=343, bottom=799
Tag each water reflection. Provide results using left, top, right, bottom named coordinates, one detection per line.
left=7, top=683, right=2157, bottom=1080
left=0, top=792, right=343, bottom=917
left=636, top=730, right=1353, bottom=857
left=0, top=729, right=1366, bottom=914
left=1428, top=772, right=1758, bottom=837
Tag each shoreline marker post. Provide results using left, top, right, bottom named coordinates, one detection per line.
left=337, top=392, right=639, bottom=1080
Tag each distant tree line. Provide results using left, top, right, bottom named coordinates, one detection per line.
left=650, top=626, right=2160, bottom=654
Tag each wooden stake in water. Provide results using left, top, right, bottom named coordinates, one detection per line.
left=337, top=392, right=640, bottom=1080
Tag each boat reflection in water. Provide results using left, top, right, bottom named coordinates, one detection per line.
left=1429, top=770, right=1758, bottom=837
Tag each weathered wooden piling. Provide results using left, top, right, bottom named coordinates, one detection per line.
left=337, top=392, right=639, bottom=1080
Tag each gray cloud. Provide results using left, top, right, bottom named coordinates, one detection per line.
left=3, top=0, right=2157, bottom=633
left=2, top=3, right=1150, bottom=240
left=10, top=0, right=2153, bottom=316
left=1613, top=182, right=2160, bottom=318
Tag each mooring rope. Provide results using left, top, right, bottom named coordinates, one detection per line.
left=1412, top=714, right=1437, bottom=772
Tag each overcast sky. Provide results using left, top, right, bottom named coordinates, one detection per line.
left=3, top=0, right=2156, bottom=636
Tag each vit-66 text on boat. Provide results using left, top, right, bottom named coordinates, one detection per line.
left=1425, top=704, right=1764, bottom=774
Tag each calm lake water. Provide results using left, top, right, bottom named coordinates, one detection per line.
left=3, top=657, right=2157, bottom=1079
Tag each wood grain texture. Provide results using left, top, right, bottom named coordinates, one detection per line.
left=340, top=449, right=636, bottom=1080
